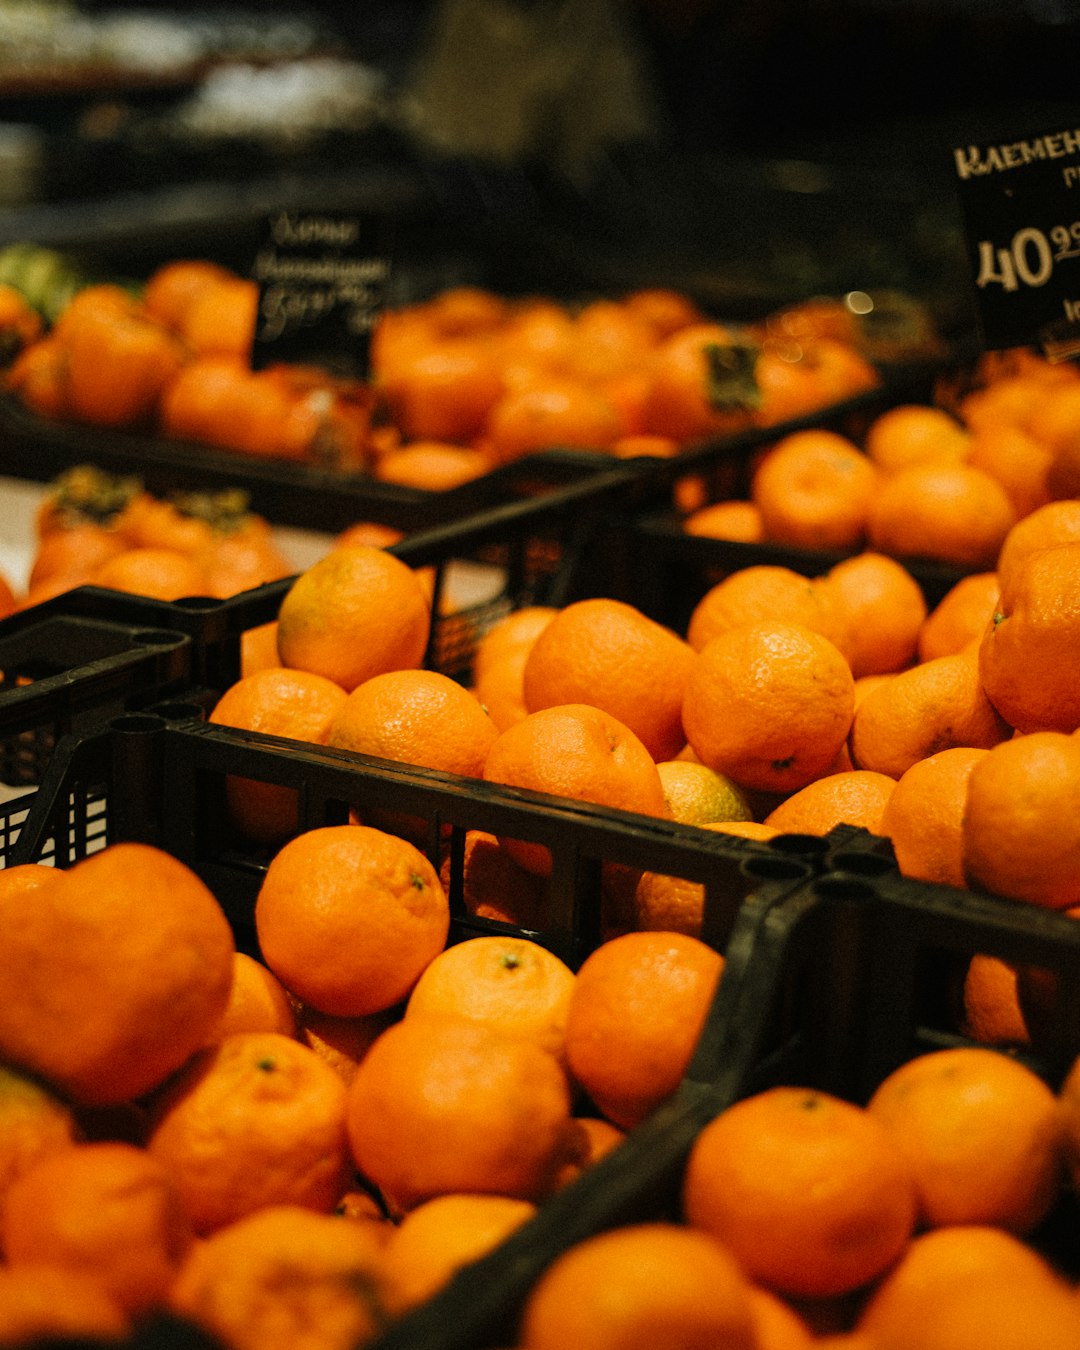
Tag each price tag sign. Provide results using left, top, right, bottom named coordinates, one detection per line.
left=953, top=123, right=1080, bottom=357
left=249, top=211, right=392, bottom=378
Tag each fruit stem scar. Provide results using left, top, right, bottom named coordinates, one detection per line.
left=256, top=1058, right=276, bottom=1072
left=772, top=756, right=795, bottom=771
left=410, top=872, right=426, bottom=890
left=500, top=952, right=522, bottom=970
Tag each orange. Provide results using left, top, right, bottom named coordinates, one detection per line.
left=965, top=420, right=1054, bottom=519
left=865, top=1046, right=1062, bottom=1233
left=917, top=571, right=1000, bottom=663
left=551, top=1114, right=626, bottom=1190
left=326, top=668, right=498, bottom=779
left=519, top=1221, right=757, bottom=1350
left=856, top=1224, right=1073, bottom=1343
left=483, top=376, right=623, bottom=462
left=707, top=818, right=781, bottom=842
left=629, top=868, right=715, bottom=938
left=567, top=298, right=654, bottom=386
left=492, top=299, right=577, bottom=387
left=377, top=337, right=505, bottom=443
left=639, top=320, right=756, bottom=443
left=142, top=257, right=237, bottom=331
left=762, top=769, right=896, bottom=837
left=176, top=273, right=258, bottom=358
left=863, top=403, right=971, bottom=474
left=563, top=930, right=724, bottom=1129
left=254, top=823, right=450, bottom=1016
left=685, top=563, right=847, bottom=653
left=521, top=597, right=696, bottom=761
left=61, top=304, right=186, bottom=428
left=848, top=646, right=1010, bottom=780
left=962, top=731, right=1080, bottom=907
left=424, top=284, right=509, bottom=337
left=168, top=1203, right=386, bottom=1350
left=0, top=1060, right=81, bottom=1230
left=2, top=1140, right=192, bottom=1316
left=866, top=461, right=1016, bottom=569
left=375, top=1191, right=538, bottom=1317
left=980, top=540, right=1080, bottom=733
left=437, top=828, right=551, bottom=930
left=682, top=1086, right=918, bottom=1299
left=962, top=954, right=1031, bottom=1047
left=876, top=745, right=988, bottom=887
left=681, top=621, right=855, bottom=794
left=682, top=498, right=766, bottom=543
left=821, top=551, right=928, bottom=677
left=753, top=335, right=879, bottom=425
left=294, top=1004, right=398, bottom=1087
left=482, top=703, right=670, bottom=877
left=206, top=950, right=299, bottom=1043
left=622, top=285, right=704, bottom=340
left=655, top=758, right=754, bottom=826
left=209, top=666, right=349, bottom=844
left=90, top=545, right=209, bottom=600
left=994, top=497, right=1080, bottom=594
left=374, top=439, right=495, bottom=490
left=0, top=1264, right=129, bottom=1344
left=147, top=1031, right=352, bottom=1235
left=404, top=935, right=576, bottom=1063
left=747, top=1286, right=816, bottom=1350
left=959, top=372, right=1050, bottom=435
left=0, top=842, right=234, bottom=1105
left=471, top=605, right=558, bottom=732
left=862, top=1271, right=1080, bottom=1350
left=345, top=1012, right=573, bottom=1214
left=750, top=428, right=879, bottom=552
left=275, top=544, right=431, bottom=692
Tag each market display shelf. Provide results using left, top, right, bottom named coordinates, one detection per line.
left=365, top=866, right=1080, bottom=1350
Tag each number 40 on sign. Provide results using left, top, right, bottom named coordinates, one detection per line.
left=977, top=223, right=1080, bottom=292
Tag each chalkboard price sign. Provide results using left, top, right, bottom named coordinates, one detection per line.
left=953, top=125, right=1080, bottom=359
left=249, top=211, right=392, bottom=377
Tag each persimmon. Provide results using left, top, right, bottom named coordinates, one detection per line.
left=61, top=306, right=186, bottom=427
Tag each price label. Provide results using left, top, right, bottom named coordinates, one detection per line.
left=249, top=211, right=392, bottom=378
left=953, top=125, right=1080, bottom=356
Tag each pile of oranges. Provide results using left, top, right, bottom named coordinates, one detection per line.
left=0, top=816, right=729, bottom=1347
left=0, top=260, right=884, bottom=489
left=683, top=345, right=1080, bottom=571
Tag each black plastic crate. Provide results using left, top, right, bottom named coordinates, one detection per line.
left=0, top=391, right=621, bottom=536
left=6, top=707, right=828, bottom=968
left=0, top=606, right=192, bottom=786
left=602, top=354, right=980, bottom=627
left=359, top=864, right=1080, bottom=1350
left=0, top=458, right=644, bottom=786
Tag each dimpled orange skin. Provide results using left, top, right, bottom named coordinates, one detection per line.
left=254, top=824, right=450, bottom=1017
left=0, top=843, right=235, bottom=1106
left=961, top=731, right=1080, bottom=909
left=345, top=1013, right=574, bottom=1215
left=979, top=541, right=1080, bottom=734
left=521, top=597, right=697, bottom=762
left=681, top=622, right=855, bottom=794
left=275, top=545, right=431, bottom=692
